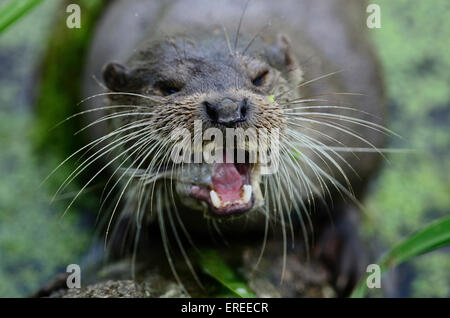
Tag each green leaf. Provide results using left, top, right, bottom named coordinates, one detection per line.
left=196, top=249, right=256, bottom=298
left=0, top=0, right=44, bottom=34
left=351, top=215, right=450, bottom=297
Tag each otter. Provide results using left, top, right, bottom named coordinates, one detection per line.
left=65, top=0, right=387, bottom=297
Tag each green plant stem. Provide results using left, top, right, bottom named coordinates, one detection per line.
left=351, top=215, right=450, bottom=297
left=197, top=249, right=256, bottom=298
left=0, top=0, right=44, bottom=34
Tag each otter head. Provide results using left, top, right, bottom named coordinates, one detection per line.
left=101, top=30, right=303, bottom=219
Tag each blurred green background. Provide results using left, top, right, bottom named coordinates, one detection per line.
left=0, top=0, right=448, bottom=297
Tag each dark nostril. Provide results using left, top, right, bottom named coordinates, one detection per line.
left=204, top=101, right=218, bottom=122
left=239, top=98, right=248, bottom=120
left=204, top=98, right=249, bottom=126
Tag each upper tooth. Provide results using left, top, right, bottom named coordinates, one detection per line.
left=242, top=184, right=252, bottom=203
left=210, top=190, right=222, bottom=208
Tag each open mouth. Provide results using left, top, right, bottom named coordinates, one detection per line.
left=189, top=153, right=254, bottom=217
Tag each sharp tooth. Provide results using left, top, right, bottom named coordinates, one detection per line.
left=210, top=190, right=222, bottom=208
left=242, top=185, right=252, bottom=203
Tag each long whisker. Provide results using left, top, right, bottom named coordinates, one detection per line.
left=60, top=129, right=156, bottom=219
left=74, top=111, right=155, bottom=136
left=234, top=0, right=251, bottom=50
left=53, top=125, right=152, bottom=200
left=285, top=92, right=364, bottom=103
left=242, top=20, right=272, bottom=55
left=275, top=70, right=345, bottom=100
left=286, top=117, right=387, bottom=159
left=77, top=91, right=164, bottom=106
left=156, top=188, right=189, bottom=296
left=51, top=105, right=153, bottom=131
left=285, top=111, right=399, bottom=137
left=222, top=25, right=233, bottom=55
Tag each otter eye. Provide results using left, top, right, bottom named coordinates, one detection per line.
left=161, top=87, right=179, bottom=96
left=154, top=81, right=183, bottom=96
left=252, top=70, right=269, bottom=86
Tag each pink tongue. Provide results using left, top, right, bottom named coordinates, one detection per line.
left=212, top=163, right=243, bottom=202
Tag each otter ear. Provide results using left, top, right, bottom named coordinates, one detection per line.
left=266, top=34, right=303, bottom=84
left=102, top=62, right=132, bottom=91
left=274, top=34, right=298, bottom=71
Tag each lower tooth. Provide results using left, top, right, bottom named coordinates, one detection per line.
left=210, top=190, right=222, bottom=208
left=242, top=184, right=252, bottom=203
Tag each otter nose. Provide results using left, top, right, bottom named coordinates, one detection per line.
left=204, top=98, right=248, bottom=126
